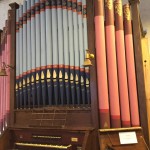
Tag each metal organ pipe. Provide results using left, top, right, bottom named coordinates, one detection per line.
left=114, top=0, right=131, bottom=127
left=94, top=0, right=110, bottom=128
left=123, top=4, right=140, bottom=126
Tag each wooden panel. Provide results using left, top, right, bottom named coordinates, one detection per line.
left=9, top=127, right=97, bottom=150
left=98, top=127, right=148, bottom=150
left=129, top=0, right=149, bottom=145
left=87, top=0, right=99, bottom=129
left=14, top=107, right=92, bottom=128
left=0, top=129, right=10, bottom=150
left=141, top=38, right=150, bottom=140
left=9, top=2, right=19, bottom=127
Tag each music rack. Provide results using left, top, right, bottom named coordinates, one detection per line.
left=29, top=108, right=68, bottom=128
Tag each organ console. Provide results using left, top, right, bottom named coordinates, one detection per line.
left=0, top=0, right=149, bottom=149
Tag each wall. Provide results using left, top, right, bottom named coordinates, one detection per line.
left=0, top=0, right=23, bottom=30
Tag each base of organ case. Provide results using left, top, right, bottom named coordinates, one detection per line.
left=98, top=127, right=148, bottom=150
left=8, top=127, right=97, bottom=150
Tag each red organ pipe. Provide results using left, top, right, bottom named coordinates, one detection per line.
left=105, top=0, right=121, bottom=128
left=123, top=4, right=140, bottom=126
left=114, top=0, right=131, bottom=127
left=95, top=0, right=110, bottom=128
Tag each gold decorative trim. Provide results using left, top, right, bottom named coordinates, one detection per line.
left=47, top=69, right=51, bottom=78
left=36, top=73, right=39, bottom=81
left=81, top=76, right=84, bottom=83
left=41, top=71, right=45, bottom=79
left=86, top=78, right=89, bottom=85
left=105, top=0, right=112, bottom=10
left=19, top=81, right=22, bottom=88
left=115, top=2, right=122, bottom=16
left=124, top=5, right=131, bottom=21
left=75, top=74, right=79, bottom=82
left=15, top=142, right=72, bottom=149
left=31, top=75, right=34, bottom=82
left=23, top=79, right=26, bottom=86
left=53, top=70, right=57, bottom=78
left=59, top=70, right=62, bottom=78
left=65, top=72, right=68, bottom=80
left=70, top=73, right=73, bottom=81
left=16, top=83, right=18, bottom=90
left=27, top=77, right=30, bottom=84
left=99, top=127, right=142, bottom=132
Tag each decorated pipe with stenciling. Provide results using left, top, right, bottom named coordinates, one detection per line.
left=77, top=0, right=86, bottom=105
left=45, top=0, right=53, bottom=106
left=123, top=4, right=140, bottom=127
left=52, top=0, right=59, bottom=105
left=16, top=9, right=20, bottom=109
left=31, top=0, right=37, bottom=108
left=68, top=0, right=76, bottom=105
left=82, top=0, right=90, bottom=105
left=19, top=6, right=23, bottom=108
left=63, top=0, right=70, bottom=105
left=35, top=0, right=42, bottom=107
left=22, top=0, right=27, bottom=109
left=26, top=0, right=32, bottom=109
left=40, top=0, right=47, bottom=106
left=114, top=0, right=131, bottom=127
left=57, top=0, right=65, bottom=105
left=73, top=0, right=81, bottom=105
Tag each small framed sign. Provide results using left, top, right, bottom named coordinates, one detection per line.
left=119, top=132, right=138, bottom=144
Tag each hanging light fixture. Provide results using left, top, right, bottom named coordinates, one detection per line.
left=0, top=62, right=14, bottom=76
left=83, top=50, right=95, bottom=67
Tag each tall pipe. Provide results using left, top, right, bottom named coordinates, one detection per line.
left=114, top=0, right=131, bottom=127
left=123, top=4, right=140, bottom=126
left=94, top=0, right=110, bottom=128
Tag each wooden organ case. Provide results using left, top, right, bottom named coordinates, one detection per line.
left=95, top=0, right=150, bottom=149
left=0, top=0, right=150, bottom=150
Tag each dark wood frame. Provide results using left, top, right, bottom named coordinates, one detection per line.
left=9, top=3, right=19, bottom=127
left=3, top=1, right=99, bottom=150
left=129, top=0, right=149, bottom=146
left=8, top=0, right=99, bottom=130
left=2, top=0, right=149, bottom=148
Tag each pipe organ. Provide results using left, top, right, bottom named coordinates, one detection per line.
left=0, top=0, right=149, bottom=149
left=15, top=0, right=90, bottom=109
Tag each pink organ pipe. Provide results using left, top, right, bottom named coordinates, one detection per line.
left=105, top=0, right=121, bottom=128
left=114, top=0, right=131, bottom=127
left=123, top=4, right=140, bottom=126
left=94, top=0, right=110, bottom=128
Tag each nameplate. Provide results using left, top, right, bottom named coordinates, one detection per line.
left=119, top=131, right=138, bottom=144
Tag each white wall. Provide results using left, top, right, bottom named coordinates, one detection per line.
left=140, top=0, right=150, bottom=52
left=0, top=0, right=23, bottom=30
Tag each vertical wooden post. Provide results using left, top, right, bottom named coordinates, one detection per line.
left=87, top=0, right=99, bottom=129
left=0, top=29, right=3, bottom=133
left=129, top=0, right=149, bottom=146
left=7, top=10, right=12, bottom=127
left=9, top=3, right=19, bottom=127
left=87, top=1, right=99, bottom=149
